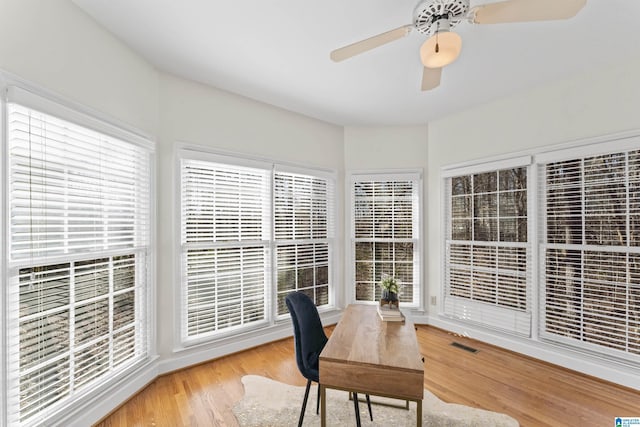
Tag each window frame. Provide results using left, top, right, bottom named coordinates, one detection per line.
left=177, top=147, right=337, bottom=348
left=347, top=171, right=423, bottom=309
left=273, top=164, right=336, bottom=318
left=440, top=133, right=640, bottom=367
left=537, top=137, right=640, bottom=363
left=2, top=84, right=155, bottom=426
left=441, top=156, right=533, bottom=336
left=179, top=151, right=273, bottom=345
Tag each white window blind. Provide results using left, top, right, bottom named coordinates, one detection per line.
left=181, top=158, right=270, bottom=342
left=274, top=170, right=334, bottom=314
left=541, top=150, right=640, bottom=361
left=351, top=174, right=421, bottom=306
left=6, top=102, right=151, bottom=425
left=444, top=166, right=532, bottom=336
left=180, top=156, right=336, bottom=340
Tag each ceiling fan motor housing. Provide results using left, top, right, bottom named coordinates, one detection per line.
left=413, top=0, right=470, bottom=35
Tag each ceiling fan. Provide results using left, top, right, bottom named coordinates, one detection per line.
left=330, top=0, right=587, bottom=91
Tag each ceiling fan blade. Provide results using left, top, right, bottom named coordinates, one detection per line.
left=421, top=67, right=441, bottom=91
left=330, top=25, right=413, bottom=62
left=473, top=0, right=586, bottom=24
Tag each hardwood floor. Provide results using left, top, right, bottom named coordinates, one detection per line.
left=96, top=326, right=640, bottom=427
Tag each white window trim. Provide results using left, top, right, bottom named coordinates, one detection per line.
left=1, top=75, right=156, bottom=427
left=273, top=167, right=336, bottom=319
left=441, top=156, right=533, bottom=337
left=535, top=134, right=640, bottom=164
left=175, top=145, right=338, bottom=349
left=1, top=83, right=8, bottom=427
left=442, top=155, right=532, bottom=178
left=5, top=83, right=153, bottom=150
left=440, top=131, right=640, bottom=367
left=537, top=141, right=640, bottom=364
left=346, top=169, right=424, bottom=310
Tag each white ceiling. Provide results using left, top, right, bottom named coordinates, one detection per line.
left=72, top=0, right=640, bottom=126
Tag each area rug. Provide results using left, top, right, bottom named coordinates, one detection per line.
left=232, top=375, right=519, bottom=426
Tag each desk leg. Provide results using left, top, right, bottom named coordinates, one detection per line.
left=320, top=385, right=326, bottom=427
left=416, top=399, right=422, bottom=427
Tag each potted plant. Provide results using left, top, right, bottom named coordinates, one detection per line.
left=379, top=276, right=399, bottom=302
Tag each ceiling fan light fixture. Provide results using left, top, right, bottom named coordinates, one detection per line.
left=420, top=30, right=462, bottom=68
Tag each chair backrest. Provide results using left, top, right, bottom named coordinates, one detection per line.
left=285, top=292, right=328, bottom=382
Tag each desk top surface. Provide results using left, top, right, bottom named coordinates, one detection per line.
left=320, top=304, right=424, bottom=373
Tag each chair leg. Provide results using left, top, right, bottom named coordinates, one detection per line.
left=298, top=379, right=312, bottom=427
left=365, top=394, right=373, bottom=421
left=316, top=382, right=321, bottom=414
left=352, top=392, right=362, bottom=427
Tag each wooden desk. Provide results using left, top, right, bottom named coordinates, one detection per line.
left=319, top=304, right=424, bottom=426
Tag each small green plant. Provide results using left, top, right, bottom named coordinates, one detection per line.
left=379, top=276, right=399, bottom=295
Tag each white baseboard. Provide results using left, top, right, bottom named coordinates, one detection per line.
left=50, top=358, right=160, bottom=427
left=427, top=314, right=640, bottom=391
left=158, top=324, right=293, bottom=374
left=158, top=310, right=343, bottom=375
left=35, top=310, right=341, bottom=426
left=408, top=312, right=430, bottom=325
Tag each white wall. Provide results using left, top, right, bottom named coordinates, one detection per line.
left=0, top=0, right=158, bottom=135
left=0, top=1, right=161, bottom=426
left=344, top=126, right=428, bottom=170
left=156, top=73, right=345, bottom=367
left=3, top=1, right=639, bottom=424
left=344, top=126, right=429, bottom=309
left=427, top=57, right=640, bottom=389
left=0, top=1, right=345, bottom=424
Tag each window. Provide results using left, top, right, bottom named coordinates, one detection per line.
left=180, top=157, right=271, bottom=341
left=541, top=148, right=640, bottom=361
left=443, top=159, right=531, bottom=336
left=442, top=138, right=640, bottom=365
left=5, top=93, right=152, bottom=425
left=274, top=171, right=334, bottom=314
left=351, top=173, right=421, bottom=306
left=180, top=152, right=335, bottom=344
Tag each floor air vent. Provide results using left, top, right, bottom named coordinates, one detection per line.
left=451, top=342, right=478, bottom=354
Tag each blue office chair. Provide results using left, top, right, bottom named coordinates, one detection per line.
left=285, top=292, right=372, bottom=427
